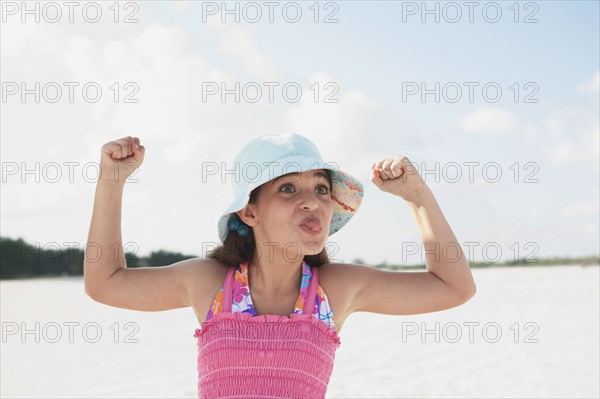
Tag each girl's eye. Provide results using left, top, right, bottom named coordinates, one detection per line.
left=280, top=184, right=330, bottom=194
left=317, top=184, right=330, bottom=194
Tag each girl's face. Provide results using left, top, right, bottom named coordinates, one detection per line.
left=242, top=169, right=334, bottom=258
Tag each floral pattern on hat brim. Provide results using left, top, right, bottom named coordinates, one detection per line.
left=328, top=169, right=363, bottom=236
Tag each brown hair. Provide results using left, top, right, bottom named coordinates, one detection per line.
left=206, top=169, right=333, bottom=269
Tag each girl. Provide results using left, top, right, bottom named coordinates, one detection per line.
left=84, top=132, right=477, bottom=398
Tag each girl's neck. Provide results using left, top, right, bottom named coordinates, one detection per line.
left=247, top=259, right=303, bottom=298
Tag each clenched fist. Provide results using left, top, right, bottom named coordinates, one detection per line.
left=99, top=136, right=145, bottom=185
left=370, top=155, right=426, bottom=201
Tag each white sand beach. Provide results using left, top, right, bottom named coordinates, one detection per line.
left=1, top=265, right=598, bottom=398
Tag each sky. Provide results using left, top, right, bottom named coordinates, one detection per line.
left=1, top=0, right=599, bottom=266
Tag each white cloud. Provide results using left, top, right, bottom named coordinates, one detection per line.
left=562, top=199, right=599, bottom=219
left=3, top=9, right=596, bottom=264
left=132, top=24, right=189, bottom=71
left=1, top=20, right=47, bottom=58
left=522, top=122, right=541, bottom=145
left=286, top=69, right=389, bottom=180
left=547, top=140, right=582, bottom=164
left=539, top=106, right=599, bottom=171
left=171, top=2, right=193, bottom=13
left=104, top=40, right=133, bottom=69
left=163, top=136, right=195, bottom=166
left=62, top=35, right=102, bottom=80
left=2, top=19, right=386, bottom=263
left=471, top=176, right=505, bottom=190
left=204, top=17, right=278, bottom=81
left=577, top=69, right=600, bottom=93
left=460, top=106, right=518, bottom=135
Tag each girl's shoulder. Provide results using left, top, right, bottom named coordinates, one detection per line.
left=187, top=258, right=231, bottom=301
left=318, top=262, right=361, bottom=291
left=317, top=262, right=363, bottom=328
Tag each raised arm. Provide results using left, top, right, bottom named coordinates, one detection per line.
left=83, top=137, right=212, bottom=311
left=346, top=157, right=477, bottom=316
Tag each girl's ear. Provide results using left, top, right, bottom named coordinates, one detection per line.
left=236, top=207, right=257, bottom=227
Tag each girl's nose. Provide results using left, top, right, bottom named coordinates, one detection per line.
left=299, top=192, right=319, bottom=209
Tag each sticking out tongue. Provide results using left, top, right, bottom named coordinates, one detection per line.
left=303, top=220, right=322, bottom=232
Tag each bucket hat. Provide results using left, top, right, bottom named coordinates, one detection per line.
left=217, top=132, right=364, bottom=243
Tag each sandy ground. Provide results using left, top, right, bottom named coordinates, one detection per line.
left=1, top=265, right=598, bottom=398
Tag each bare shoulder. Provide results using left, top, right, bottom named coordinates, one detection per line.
left=317, top=262, right=370, bottom=322
left=319, top=261, right=371, bottom=290
left=183, top=257, right=230, bottom=301
left=182, top=257, right=229, bottom=278
left=319, top=261, right=365, bottom=284
left=183, top=258, right=230, bottom=324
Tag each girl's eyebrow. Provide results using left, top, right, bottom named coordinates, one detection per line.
left=270, top=172, right=329, bottom=185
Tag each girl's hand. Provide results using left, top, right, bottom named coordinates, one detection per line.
left=99, top=136, right=145, bottom=185
left=370, top=155, right=426, bottom=201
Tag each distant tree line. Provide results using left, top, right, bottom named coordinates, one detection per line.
left=1, top=236, right=598, bottom=279
left=365, top=256, right=599, bottom=270
left=0, top=236, right=195, bottom=279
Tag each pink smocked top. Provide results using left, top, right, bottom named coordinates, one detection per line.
left=193, top=261, right=342, bottom=398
